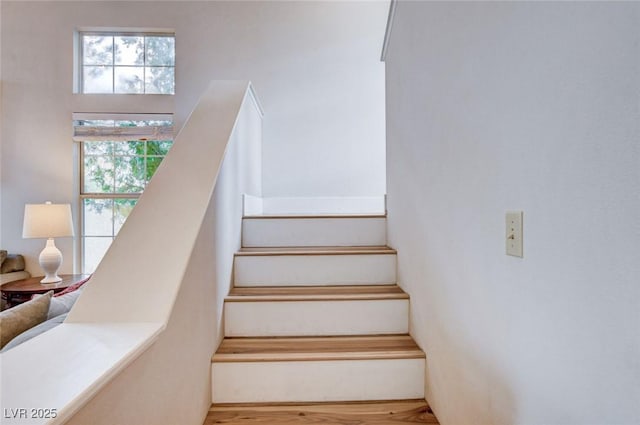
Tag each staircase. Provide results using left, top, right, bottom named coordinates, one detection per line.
left=208, top=214, right=435, bottom=422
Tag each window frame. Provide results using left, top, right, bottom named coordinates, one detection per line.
left=78, top=30, right=176, bottom=95
left=75, top=115, right=174, bottom=273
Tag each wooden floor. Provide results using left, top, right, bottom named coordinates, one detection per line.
left=204, top=400, right=439, bottom=424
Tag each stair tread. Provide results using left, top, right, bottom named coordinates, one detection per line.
left=236, top=246, right=396, bottom=256
left=213, top=335, right=425, bottom=362
left=226, top=284, right=408, bottom=302
left=243, top=214, right=386, bottom=219
left=204, top=399, right=439, bottom=424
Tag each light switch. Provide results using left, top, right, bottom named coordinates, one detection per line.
left=506, top=211, right=523, bottom=257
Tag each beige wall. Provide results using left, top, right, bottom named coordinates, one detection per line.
left=0, top=1, right=387, bottom=274
left=385, top=2, right=640, bottom=424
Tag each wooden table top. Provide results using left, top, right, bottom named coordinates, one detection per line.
left=1, top=274, right=89, bottom=293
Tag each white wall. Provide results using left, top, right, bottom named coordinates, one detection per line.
left=64, top=113, right=256, bottom=424
left=385, top=2, right=640, bottom=425
left=0, top=1, right=387, bottom=273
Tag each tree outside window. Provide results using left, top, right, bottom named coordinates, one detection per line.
left=78, top=119, right=173, bottom=272
left=81, top=33, right=175, bottom=94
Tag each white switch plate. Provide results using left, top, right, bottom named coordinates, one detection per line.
left=506, top=211, right=523, bottom=257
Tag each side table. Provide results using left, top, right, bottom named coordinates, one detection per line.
left=1, top=274, right=89, bottom=309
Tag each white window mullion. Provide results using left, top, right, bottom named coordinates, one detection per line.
left=78, top=31, right=174, bottom=95
left=111, top=36, right=115, bottom=93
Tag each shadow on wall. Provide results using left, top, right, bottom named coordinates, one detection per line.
left=424, top=330, right=516, bottom=425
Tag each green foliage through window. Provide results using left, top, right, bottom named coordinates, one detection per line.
left=79, top=118, right=173, bottom=272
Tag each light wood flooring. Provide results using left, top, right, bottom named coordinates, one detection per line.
left=204, top=400, right=439, bottom=424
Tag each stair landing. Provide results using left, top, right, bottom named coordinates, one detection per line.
left=204, top=399, right=439, bottom=424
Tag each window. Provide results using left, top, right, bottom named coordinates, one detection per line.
left=79, top=32, right=175, bottom=94
left=74, top=115, right=173, bottom=272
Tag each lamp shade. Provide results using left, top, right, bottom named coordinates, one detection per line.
left=22, top=202, right=74, bottom=239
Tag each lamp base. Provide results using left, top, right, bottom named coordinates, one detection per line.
left=40, top=276, right=62, bottom=284
left=39, top=238, right=63, bottom=284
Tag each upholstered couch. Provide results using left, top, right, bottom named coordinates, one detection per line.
left=1, top=250, right=31, bottom=310
left=0, top=275, right=90, bottom=351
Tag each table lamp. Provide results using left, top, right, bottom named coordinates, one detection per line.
left=22, top=202, right=74, bottom=283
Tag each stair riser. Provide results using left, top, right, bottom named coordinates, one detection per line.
left=212, top=358, right=425, bottom=403
left=234, top=254, right=396, bottom=286
left=224, top=299, right=408, bottom=337
left=242, top=217, right=387, bottom=247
